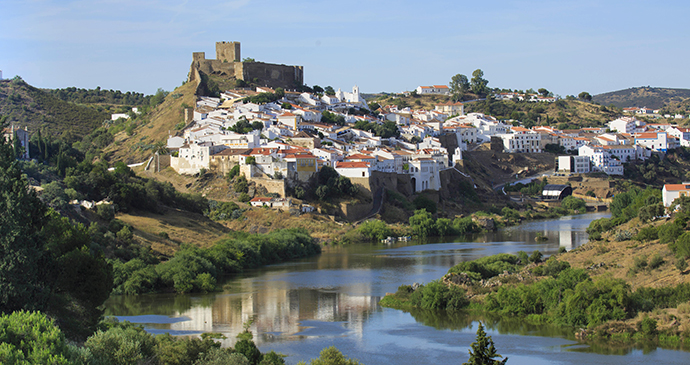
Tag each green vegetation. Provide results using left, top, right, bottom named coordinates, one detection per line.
left=310, top=166, right=358, bottom=201
left=0, top=312, right=286, bottom=365
left=624, top=148, right=690, bottom=187
left=382, top=248, right=690, bottom=342
left=0, top=77, right=108, bottom=140
left=408, top=209, right=482, bottom=238
left=320, top=111, right=346, bottom=126
left=464, top=322, right=508, bottom=365
left=111, top=228, right=320, bottom=294
left=0, top=118, right=113, bottom=339
left=297, top=346, right=362, bottom=365
left=48, top=86, right=159, bottom=106
left=352, top=119, right=399, bottom=138
left=356, top=220, right=393, bottom=241
left=587, top=186, right=660, bottom=240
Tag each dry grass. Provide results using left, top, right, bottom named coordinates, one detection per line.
left=105, top=81, right=198, bottom=164
left=565, top=218, right=688, bottom=290
left=222, top=208, right=351, bottom=242
left=117, top=207, right=231, bottom=256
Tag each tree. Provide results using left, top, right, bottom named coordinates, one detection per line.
left=464, top=322, right=508, bottom=365
left=538, top=88, right=549, bottom=97
left=324, top=86, right=335, bottom=96
left=578, top=91, right=592, bottom=102
left=450, top=74, right=470, bottom=100
left=297, top=346, right=362, bottom=365
left=470, top=69, right=489, bottom=96
left=312, top=85, right=324, bottom=94
left=1, top=120, right=49, bottom=312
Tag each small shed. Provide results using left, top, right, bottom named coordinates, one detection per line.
left=542, top=184, right=572, bottom=200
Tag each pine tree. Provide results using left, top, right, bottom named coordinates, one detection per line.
left=464, top=322, right=508, bottom=365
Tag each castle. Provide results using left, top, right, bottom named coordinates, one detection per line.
left=189, top=41, right=304, bottom=90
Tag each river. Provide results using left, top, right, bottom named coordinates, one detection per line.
left=104, top=213, right=690, bottom=364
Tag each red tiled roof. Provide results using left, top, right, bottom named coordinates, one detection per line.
left=336, top=161, right=370, bottom=168
left=664, top=184, right=690, bottom=192
left=250, top=197, right=272, bottom=202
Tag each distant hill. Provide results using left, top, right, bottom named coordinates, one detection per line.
left=593, top=87, right=690, bottom=111
left=0, top=77, right=108, bottom=140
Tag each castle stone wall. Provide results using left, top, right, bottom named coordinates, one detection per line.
left=216, top=41, right=240, bottom=62
left=189, top=42, right=303, bottom=90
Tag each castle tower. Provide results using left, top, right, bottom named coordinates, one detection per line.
left=216, top=41, right=241, bottom=62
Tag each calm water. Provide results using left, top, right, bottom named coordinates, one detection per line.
left=104, top=213, right=690, bottom=364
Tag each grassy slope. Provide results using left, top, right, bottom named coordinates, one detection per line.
left=593, top=87, right=690, bottom=111
left=105, top=81, right=197, bottom=163
left=561, top=218, right=690, bottom=336
left=566, top=218, right=686, bottom=290
left=0, top=79, right=107, bottom=138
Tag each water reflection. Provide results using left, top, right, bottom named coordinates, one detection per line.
left=103, top=213, right=690, bottom=363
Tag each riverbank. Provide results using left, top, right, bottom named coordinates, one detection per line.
left=379, top=209, right=690, bottom=351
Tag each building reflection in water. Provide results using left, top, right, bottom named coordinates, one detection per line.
left=161, top=275, right=380, bottom=347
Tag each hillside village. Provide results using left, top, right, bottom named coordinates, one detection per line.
left=156, top=76, right=690, bottom=211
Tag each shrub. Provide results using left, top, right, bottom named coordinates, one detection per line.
left=633, top=255, right=648, bottom=272
left=634, top=226, right=658, bottom=242
left=0, top=311, right=73, bottom=364
left=639, top=316, right=657, bottom=335
left=357, top=220, right=392, bottom=241
left=96, top=204, right=115, bottom=221
left=648, top=254, right=664, bottom=270
left=238, top=193, right=251, bottom=202
left=227, top=165, right=240, bottom=181
left=85, top=321, right=157, bottom=365
left=562, top=196, right=586, bottom=212
left=413, top=195, right=437, bottom=214
left=658, top=223, right=682, bottom=244
left=675, top=258, right=688, bottom=272
left=529, top=250, right=543, bottom=263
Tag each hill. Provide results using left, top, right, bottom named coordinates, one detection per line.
left=0, top=77, right=109, bottom=140
left=593, top=87, right=690, bottom=112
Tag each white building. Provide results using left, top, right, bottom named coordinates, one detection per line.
left=335, top=161, right=372, bottom=178
left=171, top=142, right=228, bottom=175
left=635, top=132, right=671, bottom=152
left=407, top=158, right=440, bottom=192
left=662, top=183, right=690, bottom=207
left=496, top=127, right=541, bottom=153
left=557, top=155, right=590, bottom=174
left=608, top=117, right=645, bottom=134
left=667, top=127, right=690, bottom=147
left=416, top=85, right=450, bottom=95
left=335, top=85, right=366, bottom=106
left=578, top=145, right=623, bottom=175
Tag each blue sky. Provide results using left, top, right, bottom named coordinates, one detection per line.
left=1, top=0, right=688, bottom=97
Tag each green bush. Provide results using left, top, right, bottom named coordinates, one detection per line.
left=356, top=220, right=392, bottom=241
left=671, top=232, right=690, bottom=259
left=529, top=250, right=543, bottom=263
left=648, top=254, right=664, bottom=270
left=658, top=223, right=683, bottom=244
left=639, top=316, right=657, bottom=335
left=85, top=321, right=157, bottom=365
left=635, top=226, right=658, bottom=242
left=0, top=311, right=73, bottom=364
left=448, top=253, right=521, bottom=279
left=413, top=195, right=437, bottom=214
left=409, top=209, right=436, bottom=237
left=561, top=196, right=586, bottom=212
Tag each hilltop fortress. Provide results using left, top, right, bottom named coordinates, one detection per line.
left=188, top=41, right=304, bottom=89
